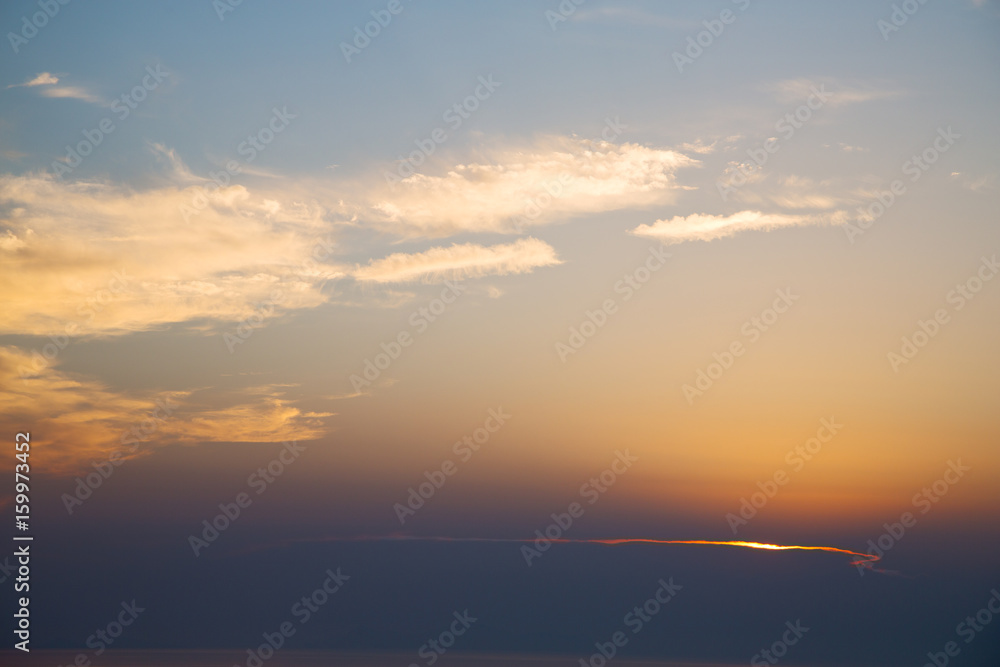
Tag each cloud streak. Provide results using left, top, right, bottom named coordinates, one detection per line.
left=630, top=210, right=845, bottom=245
left=352, top=238, right=561, bottom=283
left=766, top=78, right=902, bottom=107
left=0, top=346, right=331, bottom=475
left=368, top=136, right=698, bottom=236
left=7, top=72, right=60, bottom=88
left=7, top=72, right=106, bottom=104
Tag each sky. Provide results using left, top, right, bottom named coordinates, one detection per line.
left=1, top=1, right=999, bottom=665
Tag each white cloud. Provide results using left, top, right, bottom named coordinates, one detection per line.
left=368, top=136, right=698, bottom=236
left=630, top=210, right=845, bottom=245
left=38, top=85, right=106, bottom=105
left=7, top=72, right=60, bottom=88
left=8, top=72, right=105, bottom=104
left=678, top=135, right=742, bottom=155
left=352, top=237, right=561, bottom=283
left=0, top=173, right=342, bottom=337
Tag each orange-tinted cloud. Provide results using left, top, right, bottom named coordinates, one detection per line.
left=352, top=238, right=561, bottom=283
left=0, top=346, right=331, bottom=475
left=367, top=136, right=698, bottom=236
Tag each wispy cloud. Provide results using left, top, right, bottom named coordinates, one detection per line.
left=0, top=346, right=331, bottom=475
left=9, top=72, right=106, bottom=104
left=366, top=136, right=698, bottom=237
left=766, top=78, right=902, bottom=107
left=352, top=238, right=562, bottom=283
left=38, top=85, right=106, bottom=105
left=7, top=71, right=105, bottom=104
left=630, top=210, right=845, bottom=245
left=677, top=136, right=741, bottom=155
left=950, top=171, right=996, bottom=192
left=148, top=142, right=208, bottom=183
left=7, top=72, right=60, bottom=88
left=722, top=173, right=857, bottom=211
left=0, top=173, right=341, bottom=338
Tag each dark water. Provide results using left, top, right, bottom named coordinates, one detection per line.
left=0, top=651, right=736, bottom=667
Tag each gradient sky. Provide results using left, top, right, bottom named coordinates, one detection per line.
left=1, top=1, right=999, bottom=665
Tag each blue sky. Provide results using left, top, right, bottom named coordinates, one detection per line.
left=2, top=1, right=999, bottom=664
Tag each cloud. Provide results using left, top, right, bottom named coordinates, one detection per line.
left=7, top=72, right=105, bottom=104
left=0, top=173, right=342, bottom=338
left=0, top=346, right=331, bottom=475
left=368, top=136, right=698, bottom=236
left=720, top=172, right=857, bottom=210
left=38, top=85, right=106, bottom=105
left=766, top=78, right=901, bottom=107
left=352, top=238, right=562, bottom=283
left=630, top=210, right=845, bottom=245
left=0, top=136, right=695, bottom=340
left=7, top=72, right=60, bottom=88
left=148, top=142, right=207, bottom=183
left=950, top=171, right=997, bottom=192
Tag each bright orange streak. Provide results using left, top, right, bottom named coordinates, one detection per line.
left=301, top=535, right=881, bottom=570
left=550, top=538, right=880, bottom=568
